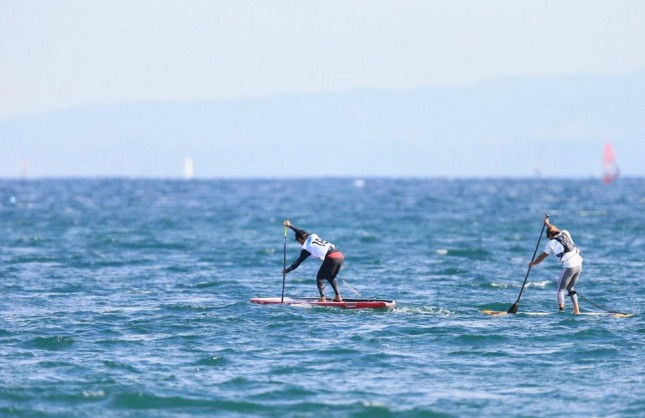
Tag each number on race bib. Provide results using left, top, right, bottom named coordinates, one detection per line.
left=311, top=237, right=329, bottom=247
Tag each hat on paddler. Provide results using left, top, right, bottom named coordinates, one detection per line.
left=294, top=228, right=308, bottom=241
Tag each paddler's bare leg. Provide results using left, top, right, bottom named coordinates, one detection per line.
left=572, top=295, right=580, bottom=314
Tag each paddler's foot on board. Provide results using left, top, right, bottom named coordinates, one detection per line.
left=318, top=296, right=326, bottom=302
left=333, top=295, right=343, bottom=302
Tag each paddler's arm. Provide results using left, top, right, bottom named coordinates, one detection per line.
left=529, top=252, right=549, bottom=267
left=283, top=249, right=311, bottom=274
left=284, top=220, right=306, bottom=237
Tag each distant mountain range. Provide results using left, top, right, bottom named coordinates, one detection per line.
left=2, top=72, right=644, bottom=178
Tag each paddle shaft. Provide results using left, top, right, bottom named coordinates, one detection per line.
left=508, top=215, right=548, bottom=313
left=281, top=226, right=287, bottom=303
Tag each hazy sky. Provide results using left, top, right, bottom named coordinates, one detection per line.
left=2, top=0, right=645, bottom=118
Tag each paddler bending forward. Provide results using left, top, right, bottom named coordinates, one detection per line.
left=283, top=220, right=344, bottom=302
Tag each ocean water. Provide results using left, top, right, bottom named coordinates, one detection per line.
left=1, top=178, right=643, bottom=417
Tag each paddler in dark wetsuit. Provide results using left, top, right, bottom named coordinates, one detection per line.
left=282, top=220, right=344, bottom=302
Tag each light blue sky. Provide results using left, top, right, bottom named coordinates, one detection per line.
left=3, top=0, right=644, bottom=118
left=1, top=1, right=645, bottom=178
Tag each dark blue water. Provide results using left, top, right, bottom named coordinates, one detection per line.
left=1, top=178, right=643, bottom=417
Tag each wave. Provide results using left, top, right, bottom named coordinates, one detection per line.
left=26, top=336, right=75, bottom=350
left=490, top=279, right=551, bottom=289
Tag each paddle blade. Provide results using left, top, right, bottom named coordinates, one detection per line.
left=507, top=303, right=519, bottom=314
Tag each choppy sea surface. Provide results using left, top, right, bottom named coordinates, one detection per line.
left=1, top=178, right=644, bottom=417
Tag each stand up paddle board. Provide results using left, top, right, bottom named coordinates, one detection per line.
left=250, top=297, right=396, bottom=309
left=481, top=309, right=632, bottom=318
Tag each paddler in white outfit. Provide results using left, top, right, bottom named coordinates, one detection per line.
left=282, top=220, right=344, bottom=302
left=529, top=216, right=583, bottom=314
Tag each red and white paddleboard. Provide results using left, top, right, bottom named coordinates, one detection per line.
left=250, top=297, right=396, bottom=309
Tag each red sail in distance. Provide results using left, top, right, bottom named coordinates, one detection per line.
left=602, top=143, right=619, bottom=184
